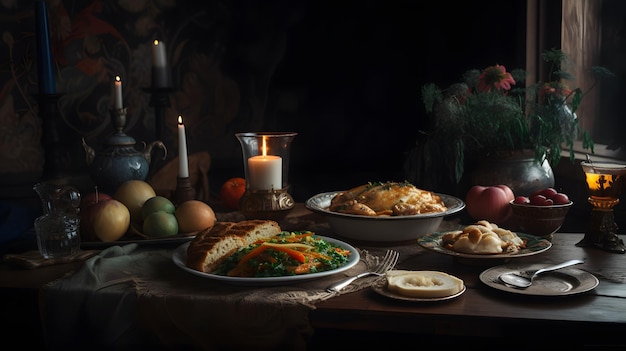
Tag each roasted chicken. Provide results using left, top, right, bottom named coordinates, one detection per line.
left=329, top=181, right=447, bottom=216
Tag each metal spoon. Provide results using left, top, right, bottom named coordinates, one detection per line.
left=498, top=259, right=584, bottom=288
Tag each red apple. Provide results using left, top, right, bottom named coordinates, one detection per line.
left=513, top=196, right=530, bottom=204
left=552, top=193, right=570, bottom=205
left=533, top=187, right=558, bottom=199
left=80, top=191, right=130, bottom=242
left=465, top=185, right=515, bottom=224
left=81, top=191, right=113, bottom=208
left=529, top=194, right=549, bottom=206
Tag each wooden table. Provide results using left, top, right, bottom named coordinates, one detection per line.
left=2, top=204, right=625, bottom=348
left=310, top=232, right=626, bottom=347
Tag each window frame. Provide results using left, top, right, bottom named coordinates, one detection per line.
left=528, top=0, right=626, bottom=162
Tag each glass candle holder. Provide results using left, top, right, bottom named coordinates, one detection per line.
left=577, top=161, right=626, bottom=253
left=236, top=132, right=297, bottom=220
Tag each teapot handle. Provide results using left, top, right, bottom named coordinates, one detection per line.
left=143, top=140, right=168, bottom=164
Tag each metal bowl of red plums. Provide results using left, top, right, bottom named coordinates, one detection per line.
left=305, top=181, right=465, bottom=243
left=508, top=187, right=573, bottom=238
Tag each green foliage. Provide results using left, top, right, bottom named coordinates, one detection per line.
left=413, top=49, right=612, bottom=187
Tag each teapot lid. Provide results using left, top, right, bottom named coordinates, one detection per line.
left=106, top=108, right=136, bottom=146
left=105, top=131, right=136, bottom=146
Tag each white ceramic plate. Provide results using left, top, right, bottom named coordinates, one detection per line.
left=479, top=263, right=599, bottom=296
left=417, top=231, right=552, bottom=259
left=172, top=236, right=360, bottom=285
left=305, top=191, right=465, bottom=243
left=371, top=277, right=466, bottom=302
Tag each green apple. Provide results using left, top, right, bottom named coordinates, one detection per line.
left=143, top=211, right=178, bottom=237
left=141, top=196, right=175, bottom=220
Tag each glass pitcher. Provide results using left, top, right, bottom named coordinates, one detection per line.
left=33, top=182, right=81, bottom=258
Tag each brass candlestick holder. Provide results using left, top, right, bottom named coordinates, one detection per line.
left=144, top=86, right=175, bottom=142
left=236, top=132, right=297, bottom=220
left=239, top=188, right=294, bottom=221
left=172, top=176, right=196, bottom=206
left=143, top=86, right=175, bottom=179
left=577, top=161, right=626, bottom=253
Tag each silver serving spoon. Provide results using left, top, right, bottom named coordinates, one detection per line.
left=499, top=259, right=584, bottom=288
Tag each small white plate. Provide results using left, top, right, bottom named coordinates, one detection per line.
left=480, top=263, right=599, bottom=296
left=371, top=277, right=466, bottom=302
left=172, top=236, right=360, bottom=285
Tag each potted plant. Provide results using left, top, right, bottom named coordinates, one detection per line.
left=405, top=49, right=613, bottom=195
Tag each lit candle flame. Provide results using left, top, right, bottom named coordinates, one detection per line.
left=177, top=115, right=189, bottom=178
left=154, top=39, right=160, bottom=46
left=262, top=136, right=268, bottom=157
left=113, top=75, right=123, bottom=109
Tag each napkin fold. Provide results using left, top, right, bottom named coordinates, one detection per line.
left=2, top=249, right=98, bottom=269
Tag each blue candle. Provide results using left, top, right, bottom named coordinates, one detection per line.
left=35, top=1, right=56, bottom=95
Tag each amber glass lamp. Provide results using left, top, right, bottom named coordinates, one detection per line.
left=577, top=160, right=626, bottom=253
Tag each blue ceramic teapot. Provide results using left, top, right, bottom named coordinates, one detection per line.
left=82, top=108, right=167, bottom=194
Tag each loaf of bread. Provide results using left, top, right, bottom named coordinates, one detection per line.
left=186, top=220, right=281, bottom=273
left=386, top=270, right=464, bottom=298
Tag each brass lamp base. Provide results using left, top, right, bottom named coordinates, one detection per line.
left=576, top=208, right=626, bottom=254
left=239, top=188, right=294, bottom=221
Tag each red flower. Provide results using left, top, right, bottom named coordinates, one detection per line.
left=538, top=82, right=572, bottom=104
left=477, top=64, right=516, bottom=93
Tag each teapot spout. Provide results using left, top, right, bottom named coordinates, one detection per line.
left=82, top=138, right=95, bottom=165
left=144, top=140, right=167, bottom=164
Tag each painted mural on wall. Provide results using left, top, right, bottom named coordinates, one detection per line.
left=1, top=0, right=294, bottom=183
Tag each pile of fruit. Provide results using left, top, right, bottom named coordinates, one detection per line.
left=465, top=184, right=571, bottom=225
left=512, top=188, right=571, bottom=206
left=80, top=180, right=216, bottom=242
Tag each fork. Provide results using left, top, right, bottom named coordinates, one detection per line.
left=326, top=249, right=399, bottom=293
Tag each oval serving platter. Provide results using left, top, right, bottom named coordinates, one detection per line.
left=417, top=231, right=552, bottom=260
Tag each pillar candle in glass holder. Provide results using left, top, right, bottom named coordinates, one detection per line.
left=35, top=0, right=56, bottom=95
left=248, top=137, right=282, bottom=190
left=178, top=115, right=189, bottom=178
left=114, top=76, right=123, bottom=109
left=151, top=39, right=169, bottom=88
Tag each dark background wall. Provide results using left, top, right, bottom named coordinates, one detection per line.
left=222, top=0, right=527, bottom=200
left=0, top=0, right=526, bottom=207
left=4, top=0, right=625, bottom=249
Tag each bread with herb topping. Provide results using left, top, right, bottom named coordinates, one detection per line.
left=186, top=219, right=281, bottom=273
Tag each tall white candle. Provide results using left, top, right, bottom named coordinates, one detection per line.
left=247, top=137, right=282, bottom=190
left=114, top=75, right=123, bottom=109
left=152, top=39, right=169, bottom=88
left=178, top=115, right=189, bottom=178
